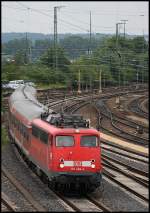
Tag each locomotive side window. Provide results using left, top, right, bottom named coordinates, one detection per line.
left=32, top=125, right=48, bottom=144
left=40, top=130, right=48, bottom=144
left=80, top=136, right=98, bottom=147
left=56, top=136, right=74, bottom=147
left=32, top=125, right=39, bottom=138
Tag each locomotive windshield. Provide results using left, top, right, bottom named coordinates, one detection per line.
left=80, top=136, right=98, bottom=147
left=56, top=136, right=74, bottom=147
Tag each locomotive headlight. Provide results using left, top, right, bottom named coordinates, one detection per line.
left=60, top=163, right=64, bottom=168
left=91, top=164, right=95, bottom=168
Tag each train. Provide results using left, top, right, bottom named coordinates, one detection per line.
left=8, top=85, right=102, bottom=193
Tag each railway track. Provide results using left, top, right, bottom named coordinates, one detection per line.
left=52, top=190, right=111, bottom=212
left=103, top=165, right=149, bottom=203
left=140, top=98, right=148, bottom=114
left=96, top=99, right=148, bottom=146
left=45, top=94, right=96, bottom=111
left=1, top=192, right=17, bottom=212
left=128, top=96, right=149, bottom=119
left=105, top=96, right=148, bottom=132
left=101, top=140, right=148, bottom=164
left=2, top=165, right=46, bottom=212
left=102, top=155, right=148, bottom=186
left=101, top=138, right=148, bottom=157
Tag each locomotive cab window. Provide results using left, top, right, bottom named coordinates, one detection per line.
left=56, top=136, right=74, bottom=147
left=80, top=136, right=98, bottom=147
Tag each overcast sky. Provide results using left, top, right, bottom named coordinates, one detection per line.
left=2, top=1, right=149, bottom=35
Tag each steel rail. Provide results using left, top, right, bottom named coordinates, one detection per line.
left=53, top=190, right=112, bottom=212
left=102, top=153, right=148, bottom=178
left=137, top=96, right=148, bottom=117
left=2, top=166, right=47, bottom=212
left=103, top=170, right=149, bottom=203
left=101, top=139, right=148, bottom=158
left=86, top=195, right=112, bottom=212
left=2, top=192, right=16, bottom=212
left=128, top=97, right=148, bottom=119
left=101, top=145, right=148, bottom=164
left=104, top=93, right=148, bottom=131
left=102, top=160, right=148, bottom=188
left=106, top=106, right=148, bottom=133
left=96, top=100, right=148, bottom=144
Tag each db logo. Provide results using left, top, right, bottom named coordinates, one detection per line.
left=74, top=161, right=82, bottom=166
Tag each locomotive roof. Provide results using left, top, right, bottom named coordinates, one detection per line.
left=32, top=118, right=100, bottom=135
left=9, top=85, right=48, bottom=121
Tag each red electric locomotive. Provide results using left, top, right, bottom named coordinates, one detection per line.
left=8, top=85, right=102, bottom=192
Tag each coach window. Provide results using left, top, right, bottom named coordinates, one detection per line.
left=20, top=124, right=22, bottom=134
left=18, top=121, right=20, bottom=131
left=9, top=114, right=12, bottom=125
left=24, top=127, right=28, bottom=139
left=56, top=136, right=74, bottom=147
left=17, top=121, right=20, bottom=131
left=11, top=115, right=13, bottom=126
left=21, top=124, right=24, bottom=136
left=23, top=126, right=25, bottom=137
left=14, top=117, right=16, bottom=126
left=14, top=118, right=16, bottom=127
left=26, top=134, right=29, bottom=141
left=80, top=136, right=98, bottom=147
left=11, top=117, right=13, bottom=126
left=16, top=119, right=19, bottom=130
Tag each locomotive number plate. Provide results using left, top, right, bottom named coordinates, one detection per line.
left=74, top=161, right=82, bottom=167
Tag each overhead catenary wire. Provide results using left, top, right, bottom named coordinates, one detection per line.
left=3, top=2, right=148, bottom=35
left=2, top=4, right=27, bottom=11
left=16, top=2, right=89, bottom=33
left=16, top=2, right=147, bottom=34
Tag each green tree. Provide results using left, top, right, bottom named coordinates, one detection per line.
left=40, top=46, right=70, bottom=71
left=2, top=63, right=22, bottom=81
left=14, top=50, right=25, bottom=65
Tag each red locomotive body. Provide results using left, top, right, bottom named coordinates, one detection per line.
left=8, top=85, right=102, bottom=192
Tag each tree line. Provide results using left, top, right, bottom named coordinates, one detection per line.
left=2, top=35, right=148, bottom=89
